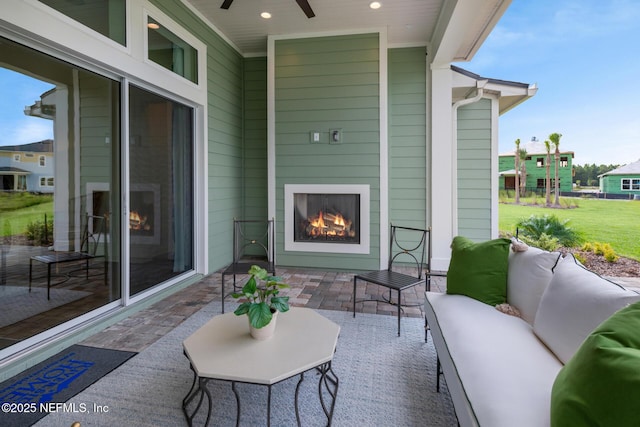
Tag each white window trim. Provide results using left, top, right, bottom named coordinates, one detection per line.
left=141, top=4, right=207, bottom=102
left=13, top=154, right=20, bottom=162
left=621, top=178, right=640, bottom=191
left=39, top=155, right=46, bottom=167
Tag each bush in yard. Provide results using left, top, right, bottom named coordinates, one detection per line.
left=583, top=242, right=619, bottom=263
left=604, top=250, right=619, bottom=263
left=25, top=218, right=53, bottom=246
left=516, top=214, right=582, bottom=248
left=518, top=232, right=561, bottom=251
left=574, top=253, right=587, bottom=265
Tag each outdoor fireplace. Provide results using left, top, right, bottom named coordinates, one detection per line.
left=129, top=183, right=160, bottom=244
left=86, top=182, right=160, bottom=245
left=284, top=184, right=370, bottom=254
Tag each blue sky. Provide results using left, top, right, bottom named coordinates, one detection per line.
left=0, top=68, right=54, bottom=148
left=461, top=0, right=640, bottom=166
left=2, top=1, right=638, bottom=166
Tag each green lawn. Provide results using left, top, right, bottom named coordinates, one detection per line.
left=499, top=197, right=640, bottom=261
left=0, top=193, right=53, bottom=238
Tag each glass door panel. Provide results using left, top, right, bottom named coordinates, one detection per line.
left=0, top=36, right=121, bottom=351
left=128, top=86, right=194, bottom=295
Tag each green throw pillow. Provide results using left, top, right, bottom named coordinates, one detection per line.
left=551, top=301, right=640, bottom=427
left=445, top=236, right=511, bottom=306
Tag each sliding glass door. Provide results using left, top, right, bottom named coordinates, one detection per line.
left=128, top=86, right=194, bottom=295
left=0, top=36, right=196, bottom=354
left=0, top=36, right=121, bottom=350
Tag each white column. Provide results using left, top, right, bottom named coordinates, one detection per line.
left=430, top=66, right=454, bottom=271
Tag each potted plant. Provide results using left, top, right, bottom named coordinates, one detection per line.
left=231, top=265, right=290, bottom=340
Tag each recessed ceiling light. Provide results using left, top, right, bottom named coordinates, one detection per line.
left=370, top=2, right=381, bottom=9
left=261, top=12, right=272, bottom=19
left=147, top=22, right=160, bottom=30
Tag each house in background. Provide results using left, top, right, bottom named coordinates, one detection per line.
left=0, top=0, right=537, bottom=373
left=0, top=140, right=54, bottom=192
left=598, top=159, right=640, bottom=197
left=498, top=137, right=574, bottom=193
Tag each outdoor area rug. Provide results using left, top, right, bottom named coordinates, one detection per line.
left=0, top=344, right=136, bottom=427
left=33, top=301, right=457, bottom=427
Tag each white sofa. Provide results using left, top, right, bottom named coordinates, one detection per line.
left=424, top=244, right=640, bottom=427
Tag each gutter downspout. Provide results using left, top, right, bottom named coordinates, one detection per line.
left=450, top=79, right=488, bottom=236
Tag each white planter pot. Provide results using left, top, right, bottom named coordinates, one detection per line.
left=249, top=310, right=278, bottom=340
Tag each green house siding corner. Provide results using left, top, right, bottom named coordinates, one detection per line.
left=388, top=47, right=427, bottom=229
left=243, top=57, right=269, bottom=220
left=457, top=99, right=492, bottom=241
left=600, top=175, right=640, bottom=195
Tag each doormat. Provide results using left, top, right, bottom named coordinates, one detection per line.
left=0, top=344, right=136, bottom=427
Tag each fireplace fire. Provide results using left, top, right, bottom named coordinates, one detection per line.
left=303, top=211, right=356, bottom=239
left=294, top=193, right=360, bottom=244
left=130, top=190, right=155, bottom=236
left=129, top=210, right=152, bottom=232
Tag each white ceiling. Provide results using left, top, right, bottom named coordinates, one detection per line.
left=184, top=0, right=444, bottom=55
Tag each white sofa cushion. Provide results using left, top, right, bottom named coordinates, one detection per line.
left=533, top=255, right=640, bottom=364
left=507, top=246, right=562, bottom=325
left=425, top=292, right=563, bottom=427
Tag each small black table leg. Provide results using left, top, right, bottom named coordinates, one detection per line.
left=232, top=381, right=241, bottom=427
left=47, top=263, right=52, bottom=300
left=295, top=372, right=305, bottom=426
left=397, top=289, right=401, bottom=336
left=29, top=259, right=33, bottom=292
left=221, top=275, right=226, bottom=313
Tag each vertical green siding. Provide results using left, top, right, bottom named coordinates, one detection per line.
left=388, top=47, right=426, bottom=228
left=457, top=99, right=492, bottom=241
left=274, top=34, right=380, bottom=270
left=152, top=0, right=244, bottom=272
left=79, top=73, right=114, bottom=204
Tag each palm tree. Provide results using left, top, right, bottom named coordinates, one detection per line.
left=549, top=132, right=562, bottom=206
left=518, top=147, right=528, bottom=198
left=544, top=140, right=552, bottom=206
left=514, top=139, right=521, bottom=204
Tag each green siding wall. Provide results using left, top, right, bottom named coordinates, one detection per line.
left=498, top=152, right=574, bottom=192
left=274, top=34, right=380, bottom=270
left=243, top=57, right=268, bottom=219
left=457, top=99, right=492, bottom=241
left=388, top=47, right=427, bottom=228
left=152, top=0, right=244, bottom=272
left=601, top=175, right=640, bottom=195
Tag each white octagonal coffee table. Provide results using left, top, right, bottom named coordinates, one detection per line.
left=182, top=307, right=340, bottom=426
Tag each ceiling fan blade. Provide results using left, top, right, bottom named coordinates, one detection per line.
left=295, top=0, right=315, bottom=18
left=220, top=0, right=234, bottom=10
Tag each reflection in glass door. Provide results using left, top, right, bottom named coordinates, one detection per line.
left=128, top=86, right=194, bottom=295
left=0, top=36, right=121, bottom=352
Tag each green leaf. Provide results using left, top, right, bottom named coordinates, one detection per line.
left=270, top=296, right=290, bottom=313
left=248, top=302, right=272, bottom=329
left=234, top=302, right=251, bottom=316
left=242, top=276, right=257, bottom=296
left=248, top=265, right=268, bottom=281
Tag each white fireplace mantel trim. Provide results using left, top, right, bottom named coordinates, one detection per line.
left=284, top=184, right=370, bottom=254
